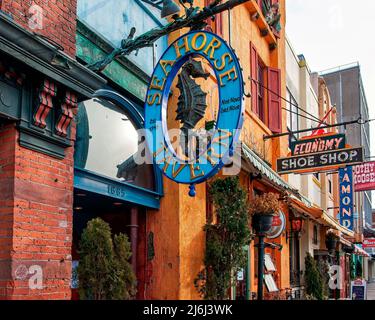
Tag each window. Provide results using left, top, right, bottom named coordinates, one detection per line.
left=74, top=97, right=155, bottom=191
left=286, top=89, right=298, bottom=138
left=257, top=61, right=266, bottom=123
left=77, top=0, right=168, bottom=75
left=328, top=176, right=333, bottom=195
left=313, top=225, right=318, bottom=245
left=289, top=231, right=301, bottom=287
left=250, top=43, right=282, bottom=133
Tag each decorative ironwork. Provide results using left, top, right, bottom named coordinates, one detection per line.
left=88, top=0, right=251, bottom=73
left=261, top=0, right=281, bottom=35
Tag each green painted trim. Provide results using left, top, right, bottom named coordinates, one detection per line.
left=76, top=21, right=149, bottom=101
left=246, top=245, right=251, bottom=300
left=0, top=13, right=106, bottom=99
left=18, top=126, right=71, bottom=159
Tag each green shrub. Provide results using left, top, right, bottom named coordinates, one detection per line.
left=77, top=218, right=136, bottom=300
left=304, top=253, right=324, bottom=300
left=195, top=177, right=251, bottom=300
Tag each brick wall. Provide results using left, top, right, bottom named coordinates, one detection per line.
left=0, top=121, right=75, bottom=299
left=0, top=0, right=77, bottom=299
left=0, top=0, right=77, bottom=57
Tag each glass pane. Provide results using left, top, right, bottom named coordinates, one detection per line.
left=264, top=274, right=279, bottom=292
left=264, top=254, right=276, bottom=272
left=74, top=98, right=155, bottom=191
left=77, top=0, right=168, bottom=75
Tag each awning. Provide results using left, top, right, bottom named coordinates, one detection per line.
left=339, top=237, right=353, bottom=248
left=354, top=245, right=370, bottom=257
left=288, top=194, right=353, bottom=235
left=242, top=143, right=298, bottom=194
left=242, top=143, right=354, bottom=239
left=321, top=213, right=355, bottom=238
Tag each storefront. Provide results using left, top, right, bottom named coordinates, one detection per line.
left=71, top=89, right=163, bottom=298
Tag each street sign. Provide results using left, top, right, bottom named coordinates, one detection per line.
left=145, top=31, right=244, bottom=193
left=277, top=147, right=364, bottom=175
left=339, top=166, right=354, bottom=231
left=353, top=161, right=375, bottom=192
left=266, top=210, right=286, bottom=239
left=351, top=279, right=367, bottom=300
left=290, top=133, right=346, bottom=156
left=363, top=238, right=375, bottom=249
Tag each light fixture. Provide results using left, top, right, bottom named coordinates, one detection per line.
left=161, top=0, right=181, bottom=18
left=291, top=218, right=304, bottom=233
left=76, top=193, right=87, bottom=197
left=286, top=217, right=304, bottom=242
left=113, top=202, right=123, bottom=206
left=74, top=207, right=83, bottom=211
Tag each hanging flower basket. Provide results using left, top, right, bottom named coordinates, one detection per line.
left=325, top=232, right=337, bottom=252
left=249, top=193, right=280, bottom=235
left=252, top=212, right=274, bottom=234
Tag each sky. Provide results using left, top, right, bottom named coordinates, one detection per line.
left=286, top=0, right=375, bottom=208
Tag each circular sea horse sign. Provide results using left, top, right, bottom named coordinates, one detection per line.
left=145, top=31, right=244, bottom=196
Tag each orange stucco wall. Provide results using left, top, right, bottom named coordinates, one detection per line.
left=146, top=0, right=289, bottom=300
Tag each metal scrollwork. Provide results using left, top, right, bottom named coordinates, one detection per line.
left=88, top=0, right=251, bottom=73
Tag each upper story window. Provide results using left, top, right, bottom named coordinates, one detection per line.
left=77, top=0, right=168, bottom=75
left=286, top=89, right=298, bottom=139
left=313, top=225, right=318, bottom=245
left=328, top=175, right=333, bottom=195
left=257, top=60, right=266, bottom=123
left=250, top=43, right=282, bottom=133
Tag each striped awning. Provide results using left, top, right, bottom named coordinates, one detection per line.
left=242, top=143, right=358, bottom=237
left=242, top=143, right=298, bottom=194
left=354, top=245, right=370, bottom=257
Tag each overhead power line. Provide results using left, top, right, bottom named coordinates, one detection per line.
left=248, top=76, right=327, bottom=125
left=264, top=118, right=375, bottom=140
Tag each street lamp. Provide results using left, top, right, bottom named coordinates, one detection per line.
left=161, top=0, right=181, bottom=18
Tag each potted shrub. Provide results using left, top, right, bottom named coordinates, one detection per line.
left=249, top=193, right=280, bottom=235
left=325, top=231, right=337, bottom=252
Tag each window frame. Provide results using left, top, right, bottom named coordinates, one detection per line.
left=257, top=59, right=266, bottom=124
left=286, top=88, right=299, bottom=140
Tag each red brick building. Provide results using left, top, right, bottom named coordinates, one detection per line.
left=0, top=0, right=105, bottom=299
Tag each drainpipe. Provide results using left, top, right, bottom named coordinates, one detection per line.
left=128, top=207, right=139, bottom=272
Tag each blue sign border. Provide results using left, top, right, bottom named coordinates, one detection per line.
left=339, top=166, right=354, bottom=231
left=144, top=31, right=244, bottom=187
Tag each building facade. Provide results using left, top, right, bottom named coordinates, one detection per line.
left=0, top=0, right=106, bottom=299
left=0, top=0, right=371, bottom=300
left=321, top=64, right=372, bottom=231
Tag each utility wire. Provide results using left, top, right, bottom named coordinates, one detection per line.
left=249, top=76, right=328, bottom=125
left=264, top=118, right=374, bottom=140
left=281, top=107, right=323, bottom=124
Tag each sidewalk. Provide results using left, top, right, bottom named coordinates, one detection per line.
left=367, top=282, right=375, bottom=300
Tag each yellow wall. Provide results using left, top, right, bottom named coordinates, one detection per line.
left=147, top=0, right=289, bottom=299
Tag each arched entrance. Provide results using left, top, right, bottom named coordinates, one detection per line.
left=72, top=89, right=163, bottom=299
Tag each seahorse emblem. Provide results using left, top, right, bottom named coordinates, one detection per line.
left=176, top=57, right=210, bottom=157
